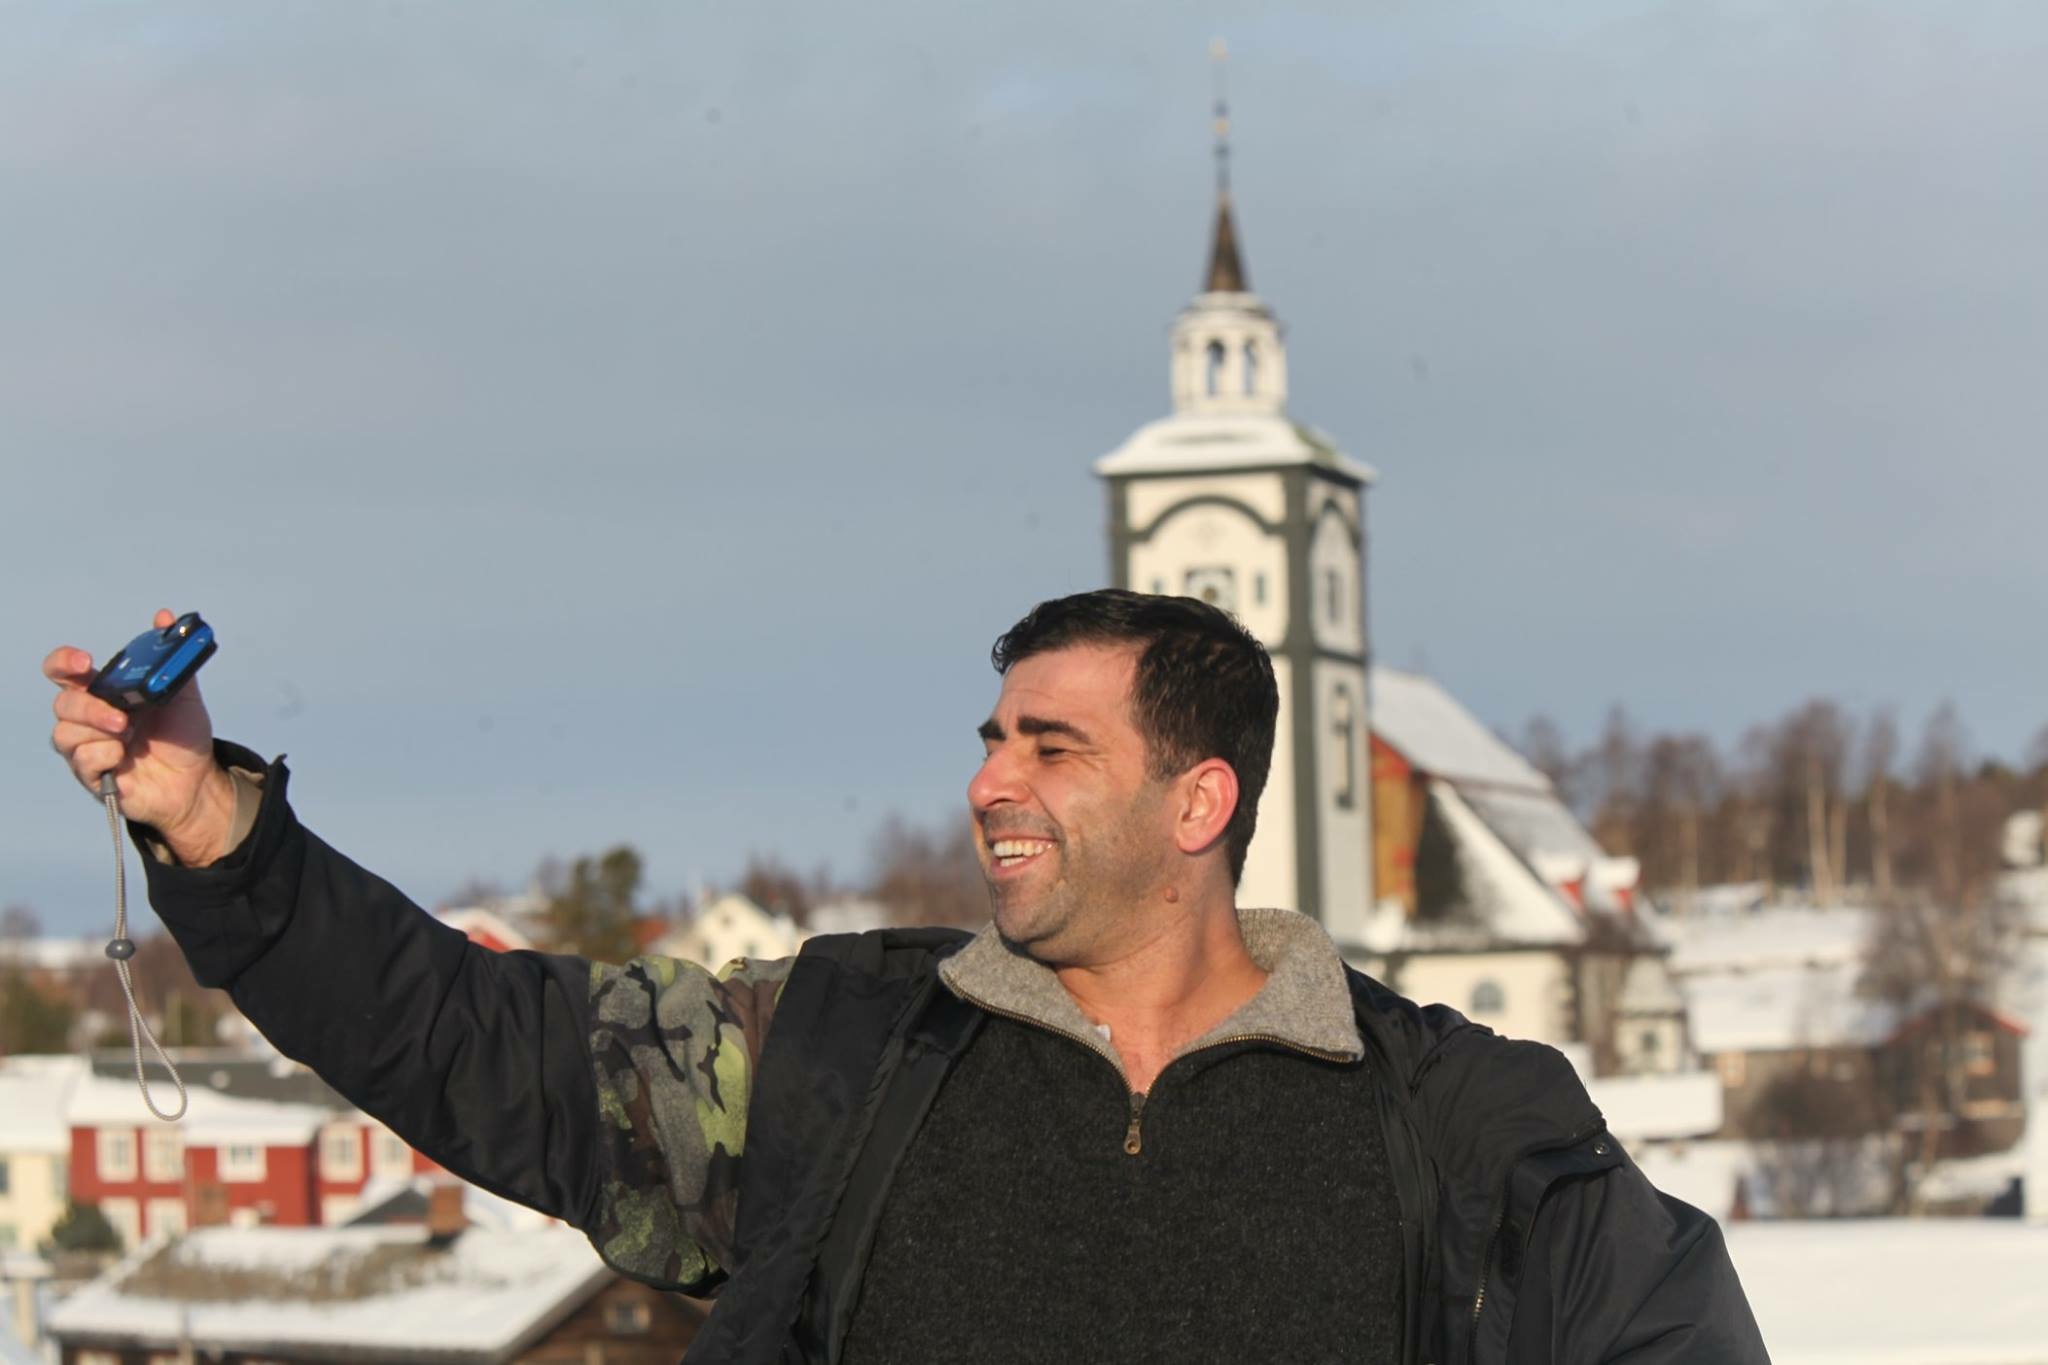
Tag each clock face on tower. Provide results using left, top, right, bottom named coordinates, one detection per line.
left=1183, top=565, right=1238, bottom=612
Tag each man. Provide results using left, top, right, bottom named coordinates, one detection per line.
left=46, top=593, right=1768, bottom=1363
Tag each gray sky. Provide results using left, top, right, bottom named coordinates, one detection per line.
left=6, top=2, right=2045, bottom=935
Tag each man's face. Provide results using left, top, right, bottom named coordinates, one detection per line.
left=969, top=642, right=1175, bottom=962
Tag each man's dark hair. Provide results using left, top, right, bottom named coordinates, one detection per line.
left=990, top=589, right=1278, bottom=885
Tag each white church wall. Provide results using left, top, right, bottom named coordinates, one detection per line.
left=1307, top=481, right=1360, bottom=531
left=1127, top=473, right=1286, bottom=533
left=1312, top=658, right=1373, bottom=944
left=1128, top=498, right=1288, bottom=646
left=1398, top=951, right=1572, bottom=1046
left=1307, top=504, right=1364, bottom=656
left=1239, top=655, right=1298, bottom=913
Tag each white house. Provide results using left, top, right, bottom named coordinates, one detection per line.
left=0, top=1056, right=86, bottom=1254
left=651, top=894, right=804, bottom=970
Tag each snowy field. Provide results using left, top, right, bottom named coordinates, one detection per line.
left=1727, top=1221, right=2048, bottom=1365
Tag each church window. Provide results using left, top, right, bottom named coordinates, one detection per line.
left=1470, top=980, right=1506, bottom=1015
left=1183, top=566, right=1236, bottom=612
left=1324, top=569, right=1342, bottom=625
left=1330, top=686, right=1357, bottom=810
left=1151, top=577, right=1165, bottom=594
left=1253, top=572, right=1266, bottom=605
left=1243, top=339, right=1259, bottom=395
left=1205, top=339, right=1226, bottom=397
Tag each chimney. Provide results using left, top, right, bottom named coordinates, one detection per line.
left=425, top=1181, right=468, bottom=1246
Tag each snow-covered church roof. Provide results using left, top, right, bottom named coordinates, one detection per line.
left=1369, top=668, right=1553, bottom=793
left=1094, top=412, right=1376, bottom=483
left=1366, top=667, right=1645, bottom=950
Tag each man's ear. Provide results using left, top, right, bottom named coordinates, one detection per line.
left=1174, top=758, right=1239, bottom=858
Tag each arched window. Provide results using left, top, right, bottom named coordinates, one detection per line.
left=1330, top=685, right=1357, bottom=810
left=1470, top=980, right=1506, bottom=1015
left=1243, top=339, right=1259, bottom=396
left=1205, top=339, right=1226, bottom=397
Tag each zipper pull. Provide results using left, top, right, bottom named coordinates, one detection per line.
left=1123, top=1092, right=1146, bottom=1156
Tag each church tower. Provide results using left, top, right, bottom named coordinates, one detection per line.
left=1093, top=64, right=1376, bottom=940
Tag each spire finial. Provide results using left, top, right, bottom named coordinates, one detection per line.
left=1210, top=38, right=1231, bottom=200
left=1202, top=39, right=1248, bottom=293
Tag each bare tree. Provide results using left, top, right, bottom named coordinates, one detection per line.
left=866, top=814, right=988, bottom=928
left=1861, top=710, right=1900, bottom=904
left=438, top=877, right=506, bottom=911
left=1518, top=714, right=1581, bottom=812
left=737, top=853, right=816, bottom=927
left=1587, top=706, right=1642, bottom=857
left=1858, top=703, right=2025, bottom=1211
left=0, top=904, right=38, bottom=941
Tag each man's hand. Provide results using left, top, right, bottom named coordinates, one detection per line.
left=45, top=608, right=236, bottom=866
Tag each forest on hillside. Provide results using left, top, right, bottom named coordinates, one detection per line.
left=1516, top=702, right=2048, bottom=913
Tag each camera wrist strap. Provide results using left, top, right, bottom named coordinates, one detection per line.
left=98, top=772, right=189, bottom=1122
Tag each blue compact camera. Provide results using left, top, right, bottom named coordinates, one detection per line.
left=88, top=612, right=217, bottom=711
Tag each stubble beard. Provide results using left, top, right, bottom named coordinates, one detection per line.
left=987, top=806, right=1164, bottom=967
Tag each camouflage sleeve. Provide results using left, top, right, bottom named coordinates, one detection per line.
left=585, top=953, right=792, bottom=1292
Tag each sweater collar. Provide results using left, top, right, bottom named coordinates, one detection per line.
left=938, top=907, right=1364, bottom=1070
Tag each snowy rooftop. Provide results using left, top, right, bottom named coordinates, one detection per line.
left=0, top=1054, right=86, bottom=1153
left=65, top=1070, right=331, bottom=1145
left=1683, top=960, right=1898, bottom=1054
left=1369, top=668, right=1552, bottom=793
left=46, top=1225, right=608, bottom=1361
left=1616, top=955, right=1687, bottom=1015
left=1654, top=905, right=1877, bottom=976
left=1728, top=1220, right=2048, bottom=1365
left=1093, top=411, right=1376, bottom=483
left=0, top=937, right=103, bottom=973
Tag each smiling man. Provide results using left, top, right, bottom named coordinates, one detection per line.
left=46, top=591, right=1765, bottom=1364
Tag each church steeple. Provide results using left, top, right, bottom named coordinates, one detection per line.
left=1206, top=196, right=1248, bottom=294
left=1095, top=41, right=1377, bottom=936
left=1204, top=42, right=1248, bottom=295
left=1169, top=42, right=1286, bottom=416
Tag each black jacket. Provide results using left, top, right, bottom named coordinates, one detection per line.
left=142, top=746, right=1769, bottom=1365
left=709, top=928, right=1769, bottom=1365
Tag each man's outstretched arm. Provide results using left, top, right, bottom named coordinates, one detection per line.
left=44, top=631, right=782, bottom=1291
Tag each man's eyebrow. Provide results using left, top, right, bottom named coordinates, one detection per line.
left=977, top=715, right=1095, bottom=745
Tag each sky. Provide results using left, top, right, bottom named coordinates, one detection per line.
left=5, top=1, right=2045, bottom=935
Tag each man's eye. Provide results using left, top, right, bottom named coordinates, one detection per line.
left=1038, top=747, right=1067, bottom=758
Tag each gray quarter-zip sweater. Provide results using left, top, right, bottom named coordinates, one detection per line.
left=840, top=909, right=1404, bottom=1364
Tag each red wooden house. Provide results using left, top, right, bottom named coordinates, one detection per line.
left=65, top=1072, right=329, bottom=1248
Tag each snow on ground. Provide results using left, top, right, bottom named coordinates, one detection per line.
left=1915, top=1146, right=2027, bottom=1205
left=1728, top=1220, right=2048, bottom=1365
left=1634, top=1141, right=1750, bottom=1220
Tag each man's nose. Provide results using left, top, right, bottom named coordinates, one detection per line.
left=968, top=747, right=1025, bottom=812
